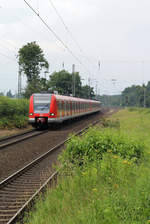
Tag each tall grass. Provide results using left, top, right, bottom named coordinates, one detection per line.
left=26, top=155, right=150, bottom=224
left=0, top=96, right=29, bottom=128
left=24, top=108, right=150, bottom=224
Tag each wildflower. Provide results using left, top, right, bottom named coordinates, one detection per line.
left=148, top=152, right=150, bottom=154
left=114, top=184, right=119, bottom=189
left=123, top=160, right=128, bottom=164
left=82, top=172, right=86, bottom=176
left=113, top=155, right=119, bottom=159
left=107, top=149, right=112, bottom=153
left=147, top=220, right=150, bottom=223
left=123, top=160, right=131, bottom=165
left=92, top=188, right=98, bottom=192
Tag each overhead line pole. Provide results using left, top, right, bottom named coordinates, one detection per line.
left=18, top=65, right=22, bottom=98
left=72, top=64, right=75, bottom=97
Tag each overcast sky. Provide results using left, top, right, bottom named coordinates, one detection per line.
left=0, top=0, right=150, bottom=95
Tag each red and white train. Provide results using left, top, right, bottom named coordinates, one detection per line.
left=29, top=93, right=101, bottom=128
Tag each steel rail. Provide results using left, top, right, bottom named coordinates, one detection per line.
left=0, top=119, right=100, bottom=224
left=0, top=129, right=48, bottom=150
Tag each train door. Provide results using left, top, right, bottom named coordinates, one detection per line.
left=59, top=101, right=62, bottom=117
left=64, top=101, right=66, bottom=117
left=57, top=101, right=60, bottom=118
left=62, top=101, right=64, bottom=117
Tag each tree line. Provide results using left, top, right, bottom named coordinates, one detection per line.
left=18, top=42, right=95, bottom=99
left=2, top=41, right=150, bottom=107
left=100, top=83, right=150, bottom=107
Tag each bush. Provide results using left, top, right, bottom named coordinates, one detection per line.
left=0, top=96, right=29, bottom=128
left=60, top=127, right=145, bottom=167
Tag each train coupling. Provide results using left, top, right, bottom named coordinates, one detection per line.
left=37, top=117, right=46, bottom=123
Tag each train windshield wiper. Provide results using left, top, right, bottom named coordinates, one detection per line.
left=40, top=104, right=49, bottom=111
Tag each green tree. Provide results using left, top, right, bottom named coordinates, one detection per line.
left=6, top=90, right=13, bottom=98
left=80, top=85, right=95, bottom=99
left=48, top=70, right=72, bottom=95
left=18, top=41, right=49, bottom=82
left=47, top=70, right=83, bottom=97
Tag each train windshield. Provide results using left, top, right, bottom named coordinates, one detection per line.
left=34, top=94, right=51, bottom=113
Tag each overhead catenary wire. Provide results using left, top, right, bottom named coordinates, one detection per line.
left=0, top=52, right=16, bottom=61
left=23, top=0, right=91, bottom=74
left=48, top=0, right=96, bottom=69
left=48, top=0, right=83, bottom=53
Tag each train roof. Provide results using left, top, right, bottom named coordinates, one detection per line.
left=32, top=93, right=101, bottom=103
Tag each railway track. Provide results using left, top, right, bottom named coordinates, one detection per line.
left=0, top=129, right=47, bottom=150
left=0, top=119, right=100, bottom=224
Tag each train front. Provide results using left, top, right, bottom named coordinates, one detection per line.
left=29, top=93, right=53, bottom=128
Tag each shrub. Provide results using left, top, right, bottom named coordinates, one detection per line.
left=0, top=96, right=29, bottom=128
left=60, top=127, right=145, bottom=167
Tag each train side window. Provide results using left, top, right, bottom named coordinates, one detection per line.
left=66, top=101, right=69, bottom=113
left=64, top=101, right=66, bottom=114
left=58, top=101, right=61, bottom=111
left=61, top=101, right=64, bottom=111
left=68, top=102, right=70, bottom=113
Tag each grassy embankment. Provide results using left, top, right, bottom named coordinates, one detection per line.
left=25, top=108, right=150, bottom=224
left=0, top=96, right=29, bottom=129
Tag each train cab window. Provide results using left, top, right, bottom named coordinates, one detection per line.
left=34, top=94, right=51, bottom=113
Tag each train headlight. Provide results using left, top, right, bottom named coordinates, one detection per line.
left=29, top=113, right=33, bottom=116
left=50, top=113, right=55, bottom=116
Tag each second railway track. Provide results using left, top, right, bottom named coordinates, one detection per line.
left=0, top=129, right=48, bottom=150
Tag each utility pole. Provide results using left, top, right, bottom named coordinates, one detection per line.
left=98, top=60, right=101, bottom=100
left=143, top=85, right=146, bottom=108
left=88, top=77, right=91, bottom=99
left=95, top=81, right=98, bottom=100
left=18, top=66, right=21, bottom=98
left=141, top=61, right=146, bottom=107
left=62, top=62, right=64, bottom=69
left=72, top=64, right=75, bottom=97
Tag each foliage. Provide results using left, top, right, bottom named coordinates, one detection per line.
left=60, top=127, right=144, bottom=167
left=25, top=155, right=150, bottom=224
left=18, top=41, right=49, bottom=82
left=122, top=84, right=146, bottom=107
left=100, top=94, right=122, bottom=106
left=80, top=85, right=95, bottom=99
left=6, top=90, right=13, bottom=98
left=0, top=96, right=29, bottom=128
left=25, top=108, right=150, bottom=224
left=47, top=70, right=95, bottom=99
left=48, top=70, right=73, bottom=95
left=18, top=42, right=49, bottom=97
left=100, top=81, right=150, bottom=108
